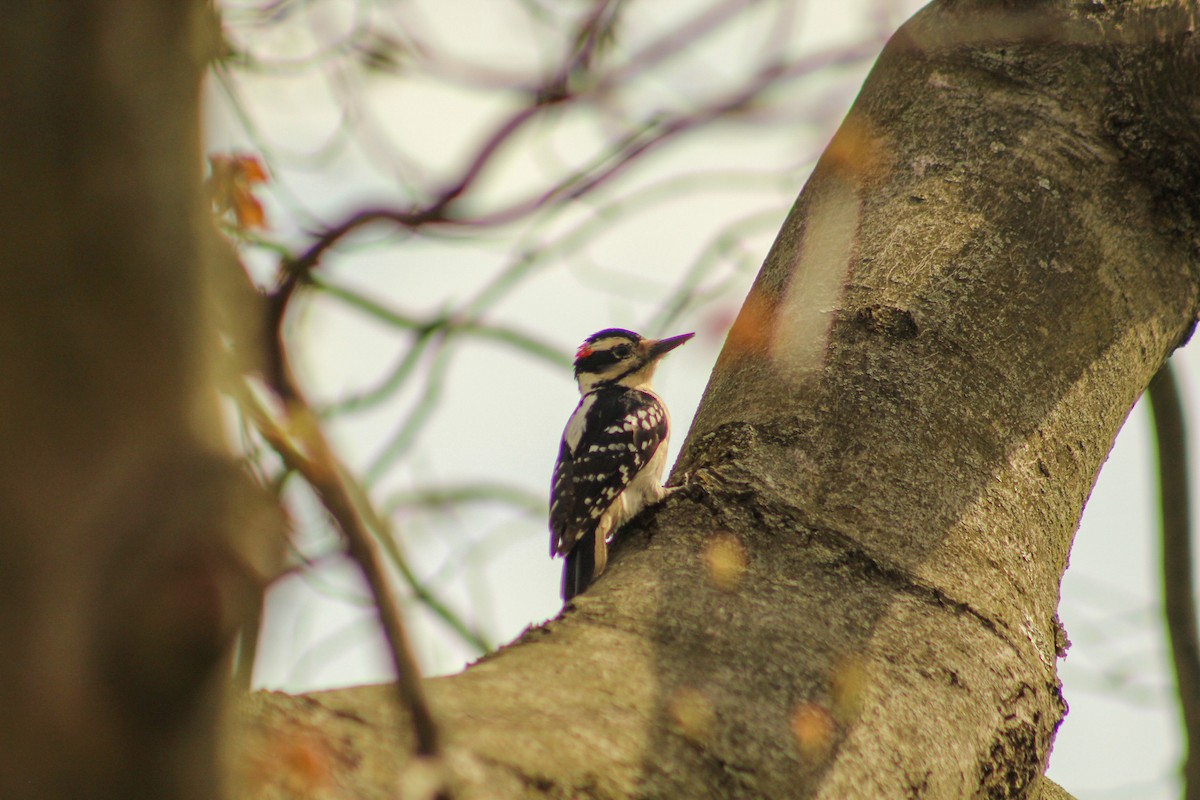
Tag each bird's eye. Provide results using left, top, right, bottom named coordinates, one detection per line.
left=612, top=344, right=632, bottom=358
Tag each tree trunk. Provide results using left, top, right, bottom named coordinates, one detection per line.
left=0, top=4, right=262, bottom=799
left=233, top=0, right=1200, bottom=797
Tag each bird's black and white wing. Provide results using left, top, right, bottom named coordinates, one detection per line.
left=549, top=433, right=579, bottom=558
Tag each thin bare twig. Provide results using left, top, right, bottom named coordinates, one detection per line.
left=364, top=345, right=453, bottom=483
left=596, top=0, right=758, bottom=91
left=262, top=3, right=621, bottom=311
left=1147, top=362, right=1200, bottom=799
left=462, top=40, right=885, bottom=227
left=383, top=482, right=546, bottom=518
left=259, top=0, right=874, bottom=301
left=241, top=382, right=445, bottom=762
left=314, top=276, right=569, bottom=367
left=258, top=27, right=883, bottom=368
left=339, top=476, right=492, bottom=654
left=256, top=249, right=492, bottom=655
left=643, top=205, right=783, bottom=335
left=309, top=276, right=569, bottom=417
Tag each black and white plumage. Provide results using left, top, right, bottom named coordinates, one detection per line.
left=550, top=328, right=693, bottom=602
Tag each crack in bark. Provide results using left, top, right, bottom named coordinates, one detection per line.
left=811, top=525, right=1021, bottom=655
left=466, top=749, right=602, bottom=798
left=297, top=694, right=369, bottom=727
left=681, top=463, right=1021, bottom=655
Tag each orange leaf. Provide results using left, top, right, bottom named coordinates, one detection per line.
left=208, top=152, right=270, bottom=231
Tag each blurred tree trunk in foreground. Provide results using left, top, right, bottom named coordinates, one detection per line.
left=234, top=1, right=1200, bottom=797
left=0, top=4, right=267, bottom=799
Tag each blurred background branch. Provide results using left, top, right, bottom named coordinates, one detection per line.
left=1149, top=363, right=1200, bottom=800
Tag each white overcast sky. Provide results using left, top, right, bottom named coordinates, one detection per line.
left=208, top=1, right=1198, bottom=796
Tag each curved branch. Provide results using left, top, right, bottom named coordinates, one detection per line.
left=237, top=383, right=446, bottom=766
left=261, top=31, right=883, bottom=349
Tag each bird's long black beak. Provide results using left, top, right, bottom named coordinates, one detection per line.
left=645, top=332, right=694, bottom=361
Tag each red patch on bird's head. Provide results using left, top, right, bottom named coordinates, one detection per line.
left=575, top=343, right=594, bottom=359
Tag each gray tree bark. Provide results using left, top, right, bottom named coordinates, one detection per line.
left=0, top=3, right=267, bottom=799
left=234, top=1, right=1200, bottom=797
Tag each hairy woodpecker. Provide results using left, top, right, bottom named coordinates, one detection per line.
left=550, top=328, right=693, bottom=601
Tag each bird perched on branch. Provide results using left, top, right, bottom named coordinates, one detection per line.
left=550, top=328, right=693, bottom=601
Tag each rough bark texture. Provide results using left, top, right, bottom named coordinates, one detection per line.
left=234, top=1, right=1200, bottom=798
left=0, top=3, right=263, bottom=799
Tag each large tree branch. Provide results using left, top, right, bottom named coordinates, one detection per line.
left=234, top=1, right=1200, bottom=797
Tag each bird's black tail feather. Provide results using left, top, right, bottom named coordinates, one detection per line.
left=562, top=531, right=596, bottom=602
